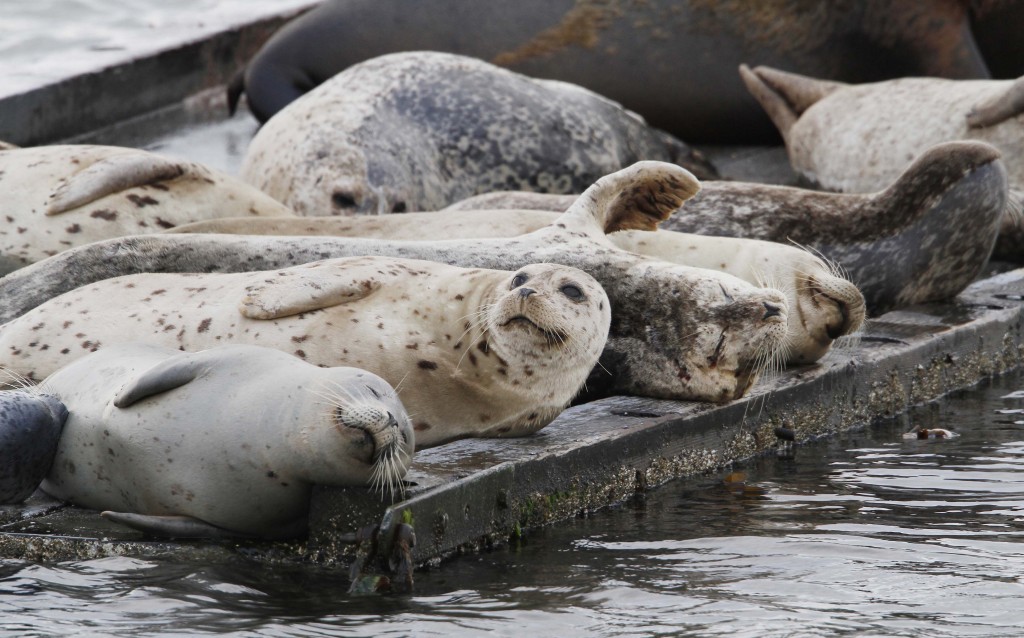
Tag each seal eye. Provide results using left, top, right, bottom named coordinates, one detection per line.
left=560, top=284, right=585, bottom=301
left=510, top=273, right=528, bottom=289
left=332, top=191, right=358, bottom=209
left=391, top=201, right=407, bottom=213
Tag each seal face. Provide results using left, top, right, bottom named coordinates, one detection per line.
left=240, top=51, right=716, bottom=216
left=0, top=161, right=788, bottom=405
left=0, top=257, right=610, bottom=448
left=0, top=388, right=67, bottom=504
left=0, top=144, right=295, bottom=274
left=40, top=343, right=413, bottom=539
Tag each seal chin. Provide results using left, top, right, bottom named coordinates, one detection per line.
left=499, top=315, right=568, bottom=348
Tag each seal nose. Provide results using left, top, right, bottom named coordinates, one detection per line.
left=518, top=287, right=536, bottom=298
left=386, top=412, right=399, bottom=429
left=763, top=302, right=783, bottom=319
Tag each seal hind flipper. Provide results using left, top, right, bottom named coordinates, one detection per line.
left=559, top=161, right=700, bottom=235
left=739, top=64, right=845, bottom=142
left=239, top=260, right=383, bottom=320
left=46, top=153, right=188, bottom=216
left=967, top=76, right=1024, bottom=128
left=113, top=352, right=204, bottom=408
left=101, top=511, right=257, bottom=539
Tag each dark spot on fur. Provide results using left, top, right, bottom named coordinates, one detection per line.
left=291, top=335, right=309, bottom=343
left=197, top=318, right=212, bottom=333
left=126, top=194, right=159, bottom=207
left=477, top=340, right=490, bottom=355
left=90, top=209, right=117, bottom=221
left=65, top=223, right=81, bottom=234
left=418, top=360, right=438, bottom=370
left=154, top=217, right=175, bottom=229
left=406, top=343, right=419, bottom=350
left=468, top=352, right=478, bottom=366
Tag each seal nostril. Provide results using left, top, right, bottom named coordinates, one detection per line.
left=331, top=191, right=358, bottom=209
left=387, top=412, right=399, bottom=429
left=762, top=302, right=782, bottom=319
left=518, top=288, right=536, bottom=298
left=826, top=302, right=850, bottom=339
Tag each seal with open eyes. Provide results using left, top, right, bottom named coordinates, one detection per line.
left=0, top=161, right=791, bottom=404
left=0, top=144, right=294, bottom=274
left=38, top=343, right=413, bottom=539
left=240, top=51, right=717, bottom=216
left=0, top=257, right=611, bottom=449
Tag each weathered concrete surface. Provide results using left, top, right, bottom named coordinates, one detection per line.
left=2, top=268, right=1023, bottom=569
left=0, top=5, right=315, bottom=148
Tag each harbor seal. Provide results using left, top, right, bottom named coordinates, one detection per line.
left=39, top=343, right=413, bottom=539
left=240, top=51, right=717, bottom=216
left=172, top=211, right=865, bottom=365
left=228, top=0, right=995, bottom=143
left=0, top=161, right=791, bottom=404
left=0, top=387, right=67, bottom=504
left=435, top=141, right=1008, bottom=312
left=740, top=65, right=1024, bottom=259
left=0, top=144, right=295, bottom=274
left=0, top=257, right=611, bottom=448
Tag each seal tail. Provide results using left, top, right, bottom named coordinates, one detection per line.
left=967, top=76, right=1024, bottom=128
left=226, top=67, right=246, bottom=117
left=739, top=64, right=845, bottom=142
left=558, top=161, right=701, bottom=234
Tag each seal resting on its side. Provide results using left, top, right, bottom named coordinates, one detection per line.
left=740, top=65, right=1024, bottom=258
left=0, top=257, right=611, bottom=448
left=0, top=162, right=792, bottom=404
left=240, top=51, right=716, bottom=216
left=227, top=0, right=996, bottom=143
left=39, top=343, right=413, bottom=539
left=0, top=387, right=67, bottom=504
left=0, top=144, right=295, bottom=274
left=436, top=141, right=1008, bottom=312
left=173, top=210, right=865, bottom=366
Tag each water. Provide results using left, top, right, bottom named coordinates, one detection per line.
left=3, top=371, right=1024, bottom=636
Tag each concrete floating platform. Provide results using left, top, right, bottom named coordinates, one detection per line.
left=2, top=268, right=1023, bottom=569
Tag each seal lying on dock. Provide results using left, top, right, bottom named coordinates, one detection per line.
left=40, top=343, right=413, bottom=539
left=240, top=51, right=716, bottom=216
left=436, top=141, right=1008, bottom=313
left=0, top=257, right=611, bottom=448
left=0, top=162, right=792, bottom=404
left=0, top=387, right=67, bottom=504
left=0, top=144, right=294, bottom=274
left=173, top=211, right=864, bottom=365
left=740, top=65, right=1024, bottom=259
left=228, top=0, right=996, bottom=143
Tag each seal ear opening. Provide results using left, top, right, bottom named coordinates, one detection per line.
left=967, top=76, right=1024, bottom=128
left=113, top=353, right=203, bottom=408
left=558, top=161, right=701, bottom=234
left=739, top=64, right=845, bottom=142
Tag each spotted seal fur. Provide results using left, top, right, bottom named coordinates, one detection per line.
left=0, top=144, right=295, bottom=274
left=39, top=343, right=413, bottom=539
left=0, top=161, right=790, bottom=403
left=0, top=258, right=611, bottom=448
left=240, top=51, right=716, bottom=216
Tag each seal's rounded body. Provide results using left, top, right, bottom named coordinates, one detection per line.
left=41, top=343, right=413, bottom=538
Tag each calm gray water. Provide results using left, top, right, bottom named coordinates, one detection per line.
left=3, top=371, right=1024, bottom=637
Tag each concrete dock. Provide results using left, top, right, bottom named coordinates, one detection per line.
left=0, top=7, right=1021, bottom=581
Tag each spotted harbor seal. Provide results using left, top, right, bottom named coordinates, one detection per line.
left=0, top=257, right=611, bottom=448
left=740, top=65, right=1024, bottom=258
left=240, top=51, right=717, bottom=216
left=38, top=343, right=413, bottom=539
left=436, top=141, right=1008, bottom=312
left=0, top=144, right=295, bottom=274
left=173, top=211, right=865, bottom=365
left=0, top=161, right=790, bottom=404
left=0, top=387, right=67, bottom=504
left=228, top=0, right=996, bottom=143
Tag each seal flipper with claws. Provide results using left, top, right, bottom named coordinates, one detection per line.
left=41, top=343, right=414, bottom=539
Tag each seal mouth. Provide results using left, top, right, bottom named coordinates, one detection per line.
left=500, top=315, right=568, bottom=347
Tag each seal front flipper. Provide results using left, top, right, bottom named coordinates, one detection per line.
left=239, top=259, right=384, bottom=320
left=113, top=351, right=205, bottom=408
left=967, top=76, right=1024, bottom=128
left=46, top=152, right=188, bottom=216
left=101, top=511, right=260, bottom=539
left=559, top=161, right=700, bottom=235
left=739, top=65, right=845, bottom=144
